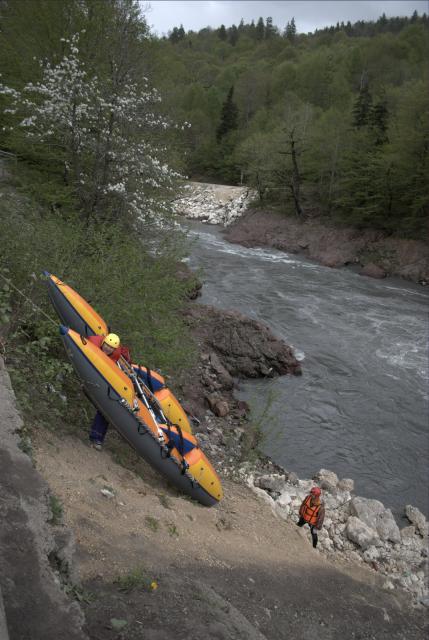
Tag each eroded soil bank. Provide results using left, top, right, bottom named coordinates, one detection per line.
left=223, top=209, right=429, bottom=284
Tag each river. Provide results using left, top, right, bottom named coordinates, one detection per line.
left=186, top=221, right=429, bottom=518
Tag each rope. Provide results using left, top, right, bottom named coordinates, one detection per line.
left=0, top=273, right=58, bottom=328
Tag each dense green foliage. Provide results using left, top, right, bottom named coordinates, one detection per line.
left=0, top=0, right=195, bottom=435
left=151, top=12, right=429, bottom=236
left=0, top=184, right=195, bottom=431
left=0, top=1, right=428, bottom=441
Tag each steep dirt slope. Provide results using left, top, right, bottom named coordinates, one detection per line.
left=31, top=429, right=427, bottom=640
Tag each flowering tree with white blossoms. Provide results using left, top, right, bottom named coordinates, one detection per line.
left=1, top=33, right=186, bottom=224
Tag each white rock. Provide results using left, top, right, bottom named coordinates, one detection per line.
left=254, top=474, right=287, bottom=494
left=350, top=497, right=384, bottom=526
left=274, top=503, right=290, bottom=520
left=277, top=491, right=292, bottom=508
left=363, top=546, right=380, bottom=563
left=338, top=478, right=354, bottom=492
left=400, top=525, right=417, bottom=543
left=350, top=497, right=400, bottom=543
left=100, top=488, right=115, bottom=499
left=313, top=469, right=339, bottom=492
left=377, top=509, right=401, bottom=544
left=405, top=505, right=428, bottom=537
left=345, top=516, right=381, bottom=550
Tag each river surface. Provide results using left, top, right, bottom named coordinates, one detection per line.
left=186, top=221, right=429, bottom=518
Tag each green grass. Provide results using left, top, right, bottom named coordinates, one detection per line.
left=114, top=567, right=152, bottom=592
left=167, top=523, right=179, bottom=537
left=145, top=516, right=159, bottom=532
left=49, top=494, right=63, bottom=525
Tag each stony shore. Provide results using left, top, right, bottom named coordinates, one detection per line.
left=173, top=181, right=429, bottom=604
left=175, top=303, right=429, bottom=608
left=173, top=180, right=429, bottom=284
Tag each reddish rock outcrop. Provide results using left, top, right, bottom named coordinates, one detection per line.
left=360, top=263, right=386, bottom=279
left=177, top=304, right=302, bottom=419
left=224, top=210, right=429, bottom=284
left=185, top=304, right=302, bottom=379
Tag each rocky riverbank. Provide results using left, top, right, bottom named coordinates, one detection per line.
left=171, top=282, right=429, bottom=607
left=224, top=210, right=429, bottom=285
left=172, top=181, right=256, bottom=226
left=173, top=181, right=429, bottom=284
left=177, top=332, right=429, bottom=607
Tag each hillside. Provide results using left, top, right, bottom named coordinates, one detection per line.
left=0, top=352, right=427, bottom=640
left=32, top=429, right=427, bottom=640
left=150, top=13, right=429, bottom=238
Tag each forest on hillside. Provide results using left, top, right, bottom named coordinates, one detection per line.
left=0, top=1, right=428, bottom=240
left=151, top=11, right=429, bottom=237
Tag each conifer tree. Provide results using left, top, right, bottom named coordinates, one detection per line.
left=169, top=24, right=185, bottom=43
left=216, top=86, right=238, bottom=142
left=256, top=17, right=265, bottom=40
left=285, top=17, right=296, bottom=42
left=218, top=24, right=227, bottom=40
left=352, top=85, right=373, bottom=128
left=265, top=17, right=275, bottom=38
left=370, top=100, right=389, bottom=144
left=229, top=24, right=238, bottom=46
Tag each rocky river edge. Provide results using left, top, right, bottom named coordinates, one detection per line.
left=173, top=181, right=429, bottom=284
left=174, top=183, right=429, bottom=605
left=177, top=300, right=429, bottom=608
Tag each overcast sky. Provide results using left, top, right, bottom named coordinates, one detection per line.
left=143, top=1, right=427, bottom=36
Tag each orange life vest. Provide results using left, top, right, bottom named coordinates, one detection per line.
left=300, top=495, right=321, bottom=526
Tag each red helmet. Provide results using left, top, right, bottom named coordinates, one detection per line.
left=310, top=486, right=321, bottom=496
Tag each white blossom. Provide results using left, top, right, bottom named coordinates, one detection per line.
left=1, top=32, right=185, bottom=223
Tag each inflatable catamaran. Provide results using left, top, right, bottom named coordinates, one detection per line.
left=45, top=273, right=222, bottom=506
left=44, top=272, right=192, bottom=432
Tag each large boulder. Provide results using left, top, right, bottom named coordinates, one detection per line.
left=377, top=510, right=401, bottom=544
left=346, top=516, right=381, bottom=550
left=313, top=469, right=339, bottom=493
left=254, top=474, right=287, bottom=496
left=338, top=478, right=354, bottom=493
left=405, top=505, right=428, bottom=537
left=350, top=497, right=400, bottom=543
left=185, top=305, right=302, bottom=378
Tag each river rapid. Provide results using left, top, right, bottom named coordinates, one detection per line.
left=186, top=221, right=429, bottom=518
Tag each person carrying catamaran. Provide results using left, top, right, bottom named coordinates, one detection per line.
left=88, top=333, right=131, bottom=450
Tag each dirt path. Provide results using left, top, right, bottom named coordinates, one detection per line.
left=32, top=429, right=427, bottom=640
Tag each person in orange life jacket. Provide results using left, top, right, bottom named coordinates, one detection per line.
left=297, top=486, right=325, bottom=548
left=87, top=333, right=131, bottom=450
